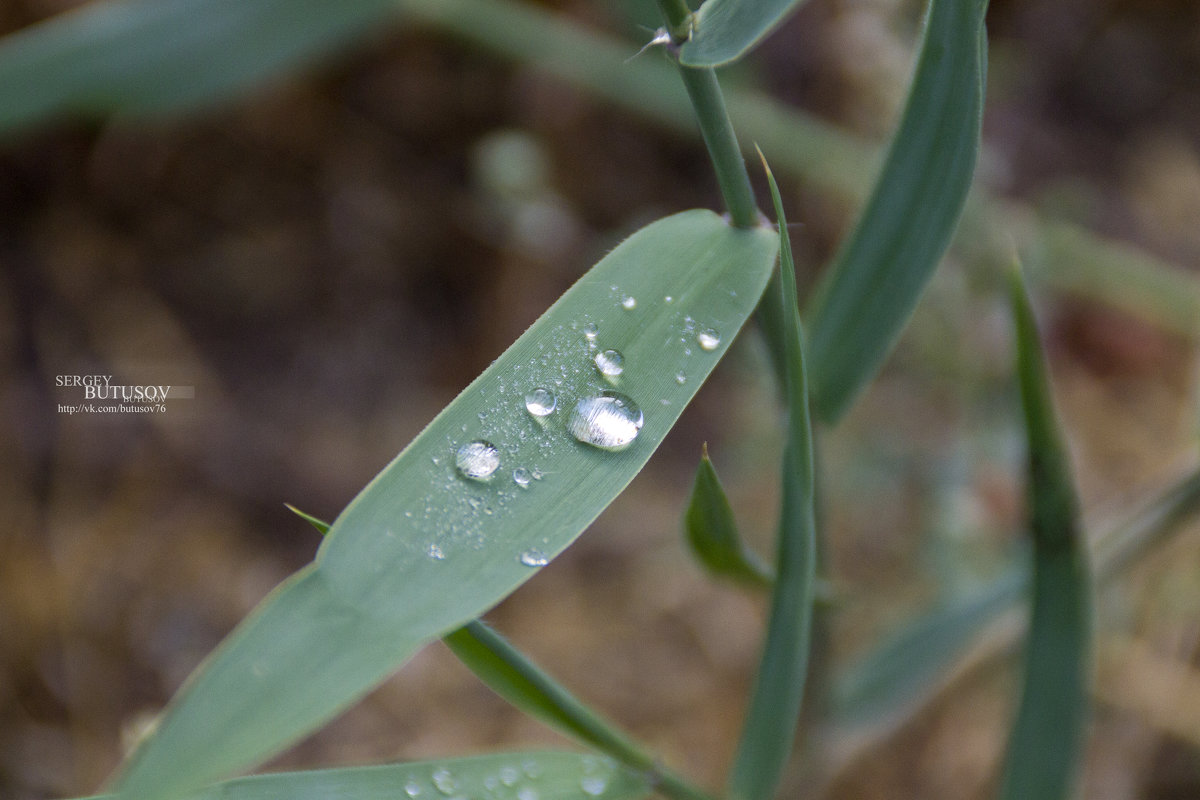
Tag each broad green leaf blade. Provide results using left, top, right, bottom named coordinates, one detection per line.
left=112, top=210, right=778, bottom=800
left=804, top=0, right=989, bottom=424
left=284, top=503, right=331, bottom=535
left=831, top=567, right=1026, bottom=726
left=678, top=0, right=809, bottom=68
left=0, top=0, right=398, bottom=133
left=728, top=157, right=817, bottom=800
left=683, top=444, right=773, bottom=587
left=83, top=751, right=649, bottom=800
left=999, top=267, right=1092, bottom=800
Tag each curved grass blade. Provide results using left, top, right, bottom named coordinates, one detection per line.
left=683, top=443, right=773, bottom=587
left=678, top=0, right=809, bottom=68
left=0, top=0, right=398, bottom=133
left=444, top=622, right=713, bottom=800
left=284, top=502, right=331, bottom=535
left=999, top=266, right=1092, bottom=800
left=81, top=751, right=649, bottom=800
left=727, top=155, right=817, bottom=800
left=111, top=210, right=778, bottom=800
left=804, top=0, right=989, bottom=424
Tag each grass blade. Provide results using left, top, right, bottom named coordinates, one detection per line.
left=81, top=751, right=650, bottom=800
left=804, top=0, right=989, bottom=423
left=683, top=444, right=773, bottom=587
left=727, top=155, right=817, bottom=800
left=444, top=622, right=713, bottom=800
left=999, top=266, right=1092, bottom=800
left=678, top=0, right=809, bottom=68
left=0, top=0, right=397, bottom=133
left=110, top=210, right=777, bottom=800
left=284, top=503, right=331, bottom=535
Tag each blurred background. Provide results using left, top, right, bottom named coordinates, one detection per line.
left=1, top=0, right=1199, bottom=797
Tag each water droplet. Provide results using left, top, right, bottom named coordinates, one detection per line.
left=456, top=440, right=500, bottom=480
left=621, top=295, right=637, bottom=310
left=524, top=388, right=556, bottom=417
left=405, top=779, right=423, bottom=797
left=427, top=543, right=445, bottom=561
left=522, top=760, right=541, bottom=779
left=499, top=766, right=520, bottom=787
left=582, top=322, right=599, bottom=341
left=519, top=548, right=550, bottom=567
left=568, top=391, right=643, bottom=451
left=531, top=468, right=545, bottom=481
left=664, top=295, right=674, bottom=304
left=593, top=349, right=624, bottom=377
left=696, top=328, right=721, bottom=351
left=518, top=788, right=539, bottom=800
left=513, top=467, right=532, bottom=488
left=581, top=776, right=608, bottom=797
left=432, top=768, right=456, bottom=795
left=674, top=371, right=686, bottom=384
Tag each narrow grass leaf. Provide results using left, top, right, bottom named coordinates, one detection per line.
left=727, top=156, right=817, bottom=800
left=804, top=0, right=989, bottom=423
left=284, top=503, right=331, bottom=535
left=0, top=0, right=398, bottom=133
left=683, top=443, right=773, bottom=587
left=999, top=266, right=1092, bottom=800
left=111, top=210, right=777, bottom=800
left=678, top=0, right=809, bottom=68
left=80, top=751, right=649, bottom=800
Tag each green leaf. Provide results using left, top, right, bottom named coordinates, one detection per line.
left=727, top=156, right=817, bottom=800
left=678, top=0, right=809, bottom=68
left=683, top=443, right=773, bottom=587
left=284, top=503, right=331, bottom=535
left=81, top=751, right=650, bottom=800
left=111, top=210, right=778, bottom=800
left=804, top=0, right=989, bottom=423
left=0, top=0, right=398, bottom=133
left=999, top=266, right=1092, bottom=800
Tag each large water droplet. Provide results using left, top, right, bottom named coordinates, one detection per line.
left=696, top=328, right=721, bottom=351
left=432, top=768, right=457, bottom=795
left=593, top=349, right=624, bottom=377
left=519, top=548, right=549, bottom=567
left=621, top=295, right=637, bottom=310
left=524, top=388, right=556, bottom=417
left=568, top=391, right=643, bottom=451
left=581, top=776, right=608, bottom=797
left=456, top=440, right=500, bottom=480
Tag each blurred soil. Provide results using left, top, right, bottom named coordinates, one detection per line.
left=2, top=0, right=1199, bottom=798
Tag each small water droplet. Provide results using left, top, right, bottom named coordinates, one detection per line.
left=518, top=788, right=539, bottom=800
left=582, top=322, right=599, bottom=341
left=696, top=328, right=721, bottom=351
left=581, top=776, right=608, bottom=797
left=621, top=295, right=637, bottom=310
left=522, top=760, right=541, bottom=779
left=519, top=548, right=550, bottom=567
left=427, top=543, right=445, bottom=561
left=456, top=440, right=500, bottom=480
left=531, top=468, right=545, bottom=480
left=432, top=768, right=456, bottom=795
left=499, top=766, right=520, bottom=787
left=594, top=349, right=624, bottom=377
left=524, top=388, right=556, bottom=417
left=405, top=779, right=423, bottom=797
left=664, top=295, right=674, bottom=304
left=674, top=371, right=686, bottom=384
left=513, top=467, right=532, bottom=488
left=568, top=391, right=643, bottom=451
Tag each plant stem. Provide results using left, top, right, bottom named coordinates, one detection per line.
left=654, top=0, right=760, bottom=228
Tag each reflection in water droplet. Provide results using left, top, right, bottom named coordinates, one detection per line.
left=696, top=328, right=721, bottom=351
left=593, top=349, right=624, bottom=377
left=621, top=295, right=637, bottom=310
left=568, top=391, right=643, bottom=451
left=581, top=776, right=608, bottom=796
left=582, top=322, right=599, bottom=341
left=524, top=388, right=556, bottom=417
left=432, top=768, right=456, bottom=795
left=675, top=371, right=686, bottom=384
left=427, top=543, right=445, bottom=561
left=513, top=467, right=532, bottom=488
left=456, top=440, right=500, bottom=480
left=519, top=549, right=550, bottom=567
left=405, top=779, right=423, bottom=797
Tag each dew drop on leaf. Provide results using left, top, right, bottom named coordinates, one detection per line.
left=455, top=440, right=500, bottom=480
left=513, top=467, right=532, bottom=488
left=581, top=776, right=608, bottom=797
left=593, top=349, right=625, bottom=377
left=499, top=766, right=520, bottom=787
left=568, top=391, right=643, bottom=451
left=431, top=768, right=456, bottom=795
left=582, top=322, right=599, bottom=341
left=524, top=388, right=557, bottom=417
left=621, top=295, right=637, bottom=310
left=696, top=327, right=721, bottom=351
left=427, top=543, right=445, bottom=561
left=519, top=549, right=550, bottom=567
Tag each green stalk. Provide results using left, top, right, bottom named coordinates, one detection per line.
left=655, top=0, right=760, bottom=228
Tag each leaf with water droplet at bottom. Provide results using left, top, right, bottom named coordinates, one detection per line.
left=111, top=210, right=777, bottom=800
left=683, top=444, right=773, bottom=588
left=74, top=751, right=648, bottom=800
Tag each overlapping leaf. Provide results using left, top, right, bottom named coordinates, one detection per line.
left=678, top=0, right=809, bottom=68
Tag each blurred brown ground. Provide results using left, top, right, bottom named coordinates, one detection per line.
left=1, top=0, right=1199, bottom=798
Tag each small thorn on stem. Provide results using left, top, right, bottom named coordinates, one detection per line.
left=626, top=27, right=673, bottom=62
